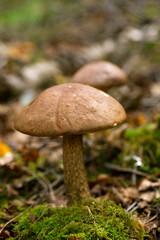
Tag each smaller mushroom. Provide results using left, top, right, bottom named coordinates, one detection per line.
left=14, top=83, right=126, bottom=204
left=70, top=61, right=127, bottom=91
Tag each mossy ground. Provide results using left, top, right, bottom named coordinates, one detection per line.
left=114, top=115, right=160, bottom=173
left=9, top=198, right=147, bottom=240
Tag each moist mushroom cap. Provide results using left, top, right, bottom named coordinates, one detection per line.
left=14, top=83, right=126, bottom=137
left=70, top=61, right=127, bottom=90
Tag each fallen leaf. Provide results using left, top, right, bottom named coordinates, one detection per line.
left=0, top=140, right=13, bottom=166
left=140, top=190, right=160, bottom=202
left=139, top=179, right=160, bottom=191
left=108, top=186, right=124, bottom=204
left=138, top=201, right=148, bottom=209
left=21, top=145, right=39, bottom=163
left=138, top=179, right=152, bottom=191
left=121, top=187, right=139, bottom=201
left=0, top=140, right=12, bottom=156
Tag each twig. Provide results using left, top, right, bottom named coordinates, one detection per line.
left=51, top=175, right=64, bottom=188
left=127, top=205, right=139, bottom=214
left=22, top=166, right=49, bottom=191
left=22, top=166, right=56, bottom=203
left=141, top=171, right=160, bottom=181
left=104, top=163, right=148, bottom=177
left=40, top=175, right=56, bottom=203
left=131, top=166, right=137, bottom=185
left=144, top=214, right=158, bottom=224
left=126, top=201, right=138, bottom=213
left=54, top=184, right=65, bottom=195
left=36, top=204, right=52, bottom=222
left=0, top=205, right=33, bottom=235
left=86, top=206, right=95, bottom=224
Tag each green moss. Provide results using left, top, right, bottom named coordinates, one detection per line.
left=10, top=198, right=147, bottom=240
left=116, top=116, right=160, bottom=173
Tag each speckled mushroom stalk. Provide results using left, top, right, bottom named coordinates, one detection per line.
left=63, top=134, right=90, bottom=204
left=14, top=83, right=126, bottom=205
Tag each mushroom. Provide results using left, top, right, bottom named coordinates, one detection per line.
left=14, top=83, right=126, bottom=204
left=70, top=61, right=127, bottom=91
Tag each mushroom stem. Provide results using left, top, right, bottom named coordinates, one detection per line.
left=63, top=134, right=90, bottom=205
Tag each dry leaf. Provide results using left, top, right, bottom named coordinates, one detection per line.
left=21, top=145, right=39, bottom=163
left=138, top=179, right=152, bottom=191
left=0, top=140, right=12, bottom=156
left=150, top=82, right=160, bottom=97
left=140, top=190, right=160, bottom=202
left=0, top=140, right=13, bottom=166
left=108, top=186, right=124, bottom=204
left=121, top=187, right=139, bottom=200
left=138, top=201, right=148, bottom=209
left=139, top=179, right=160, bottom=191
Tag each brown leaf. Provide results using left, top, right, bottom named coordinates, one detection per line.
left=121, top=187, right=139, bottom=201
left=89, top=173, right=110, bottom=186
left=108, top=187, right=124, bottom=204
left=138, top=179, right=152, bottom=191
left=138, top=179, right=160, bottom=191
left=138, top=201, right=148, bottom=209
left=21, top=145, right=39, bottom=163
left=140, top=190, right=160, bottom=202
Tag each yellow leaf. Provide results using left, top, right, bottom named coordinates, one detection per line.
left=0, top=140, right=12, bottom=156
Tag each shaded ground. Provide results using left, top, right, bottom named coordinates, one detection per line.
left=0, top=0, right=160, bottom=239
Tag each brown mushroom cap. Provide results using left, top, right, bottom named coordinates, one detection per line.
left=14, top=83, right=126, bottom=137
left=70, top=61, right=127, bottom=90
